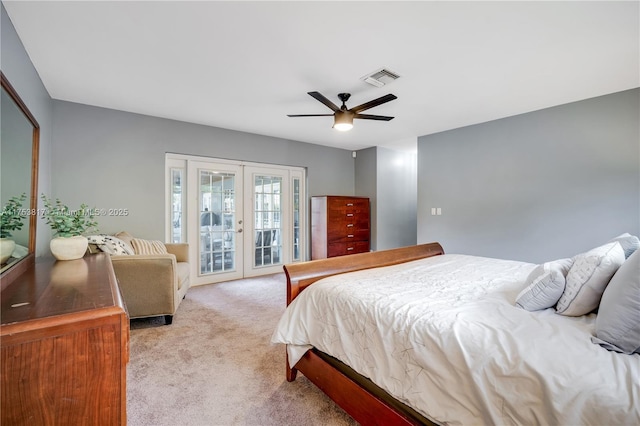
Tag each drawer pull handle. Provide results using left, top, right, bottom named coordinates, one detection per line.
left=347, top=224, right=354, bottom=227
left=347, top=234, right=354, bottom=238
left=347, top=247, right=354, bottom=251
left=346, top=213, right=354, bottom=217
left=346, top=203, right=354, bottom=206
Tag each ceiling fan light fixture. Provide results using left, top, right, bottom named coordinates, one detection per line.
left=333, top=111, right=354, bottom=131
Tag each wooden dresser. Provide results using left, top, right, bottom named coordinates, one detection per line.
left=1, top=254, right=129, bottom=425
left=311, top=196, right=370, bottom=259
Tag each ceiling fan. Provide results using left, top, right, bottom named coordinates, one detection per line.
left=288, top=91, right=397, bottom=131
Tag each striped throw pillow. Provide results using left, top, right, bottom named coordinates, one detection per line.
left=131, top=238, right=168, bottom=255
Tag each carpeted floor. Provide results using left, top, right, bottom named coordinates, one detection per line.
left=127, top=273, right=357, bottom=426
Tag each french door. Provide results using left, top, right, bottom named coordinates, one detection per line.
left=167, top=155, right=305, bottom=285
left=189, top=160, right=244, bottom=284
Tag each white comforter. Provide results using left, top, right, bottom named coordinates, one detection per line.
left=272, top=254, right=640, bottom=425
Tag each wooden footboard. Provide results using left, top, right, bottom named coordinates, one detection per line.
left=282, top=243, right=444, bottom=426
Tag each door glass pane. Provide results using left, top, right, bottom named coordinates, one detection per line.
left=254, top=175, right=282, bottom=267
left=171, top=168, right=185, bottom=243
left=292, top=177, right=300, bottom=261
left=200, top=170, right=236, bottom=275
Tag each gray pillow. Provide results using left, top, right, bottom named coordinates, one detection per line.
left=591, top=249, right=640, bottom=354
left=609, top=233, right=640, bottom=259
left=556, top=242, right=625, bottom=316
left=515, top=258, right=573, bottom=311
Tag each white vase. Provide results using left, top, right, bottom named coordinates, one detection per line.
left=50, top=236, right=88, bottom=261
left=0, top=238, right=16, bottom=264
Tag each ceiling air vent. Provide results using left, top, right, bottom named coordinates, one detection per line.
left=361, top=68, right=400, bottom=88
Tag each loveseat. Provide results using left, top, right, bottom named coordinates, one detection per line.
left=88, top=231, right=190, bottom=325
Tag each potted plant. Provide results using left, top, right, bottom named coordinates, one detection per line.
left=0, top=193, right=27, bottom=264
left=41, top=195, right=99, bottom=260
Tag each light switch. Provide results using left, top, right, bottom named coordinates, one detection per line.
left=436, top=207, right=442, bottom=215
left=431, top=208, right=436, bottom=215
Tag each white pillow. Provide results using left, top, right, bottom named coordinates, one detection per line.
left=556, top=242, right=625, bottom=316
left=87, top=234, right=135, bottom=255
left=591, top=249, right=640, bottom=354
left=515, top=258, right=573, bottom=311
left=608, top=233, right=640, bottom=259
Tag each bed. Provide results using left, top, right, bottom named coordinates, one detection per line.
left=271, top=243, right=640, bottom=425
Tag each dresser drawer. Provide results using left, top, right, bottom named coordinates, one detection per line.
left=327, top=241, right=370, bottom=257
left=327, top=228, right=370, bottom=243
left=328, top=199, right=369, bottom=216
left=328, top=204, right=369, bottom=217
left=327, top=198, right=369, bottom=210
left=327, top=217, right=369, bottom=230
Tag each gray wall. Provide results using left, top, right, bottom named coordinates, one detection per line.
left=355, top=146, right=417, bottom=251
left=51, top=100, right=355, bottom=250
left=376, top=146, right=417, bottom=250
left=418, top=89, right=640, bottom=263
left=1, top=5, right=54, bottom=256
left=355, top=147, right=377, bottom=249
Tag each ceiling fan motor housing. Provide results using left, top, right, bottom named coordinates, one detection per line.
left=338, top=93, right=351, bottom=106
left=335, top=109, right=354, bottom=120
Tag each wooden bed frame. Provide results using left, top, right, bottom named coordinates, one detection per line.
left=282, top=243, right=444, bottom=426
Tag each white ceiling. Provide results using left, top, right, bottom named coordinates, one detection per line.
left=3, top=1, right=638, bottom=152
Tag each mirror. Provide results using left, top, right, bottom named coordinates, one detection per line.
left=0, top=72, right=39, bottom=284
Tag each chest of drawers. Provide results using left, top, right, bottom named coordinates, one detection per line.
left=311, top=196, right=370, bottom=259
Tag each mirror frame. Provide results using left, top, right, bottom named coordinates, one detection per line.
left=0, top=72, right=40, bottom=288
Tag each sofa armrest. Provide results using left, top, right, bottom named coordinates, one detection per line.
left=165, top=243, right=189, bottom=263
left=111, top=254, right=179, bottom=318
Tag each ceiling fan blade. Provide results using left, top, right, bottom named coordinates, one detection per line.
left=354, top=113, right=394, bottom=121
left=308, top=91, right=340, bottom=112
left=350, top=94, right=397, bottom=114
left=287, top=114, right=334, bottom=117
